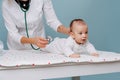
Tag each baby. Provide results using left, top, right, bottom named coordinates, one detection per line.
left=43, top=19, right=99, bottom=58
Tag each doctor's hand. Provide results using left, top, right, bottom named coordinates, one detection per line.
left=33, top=37, right=49, bottom=48
left=57, top=25, right=70, bottom=35
left=21, top=37, right=49, bottom=48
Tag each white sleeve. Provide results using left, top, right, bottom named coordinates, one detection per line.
left=85, top=40, right=97, bottom=54
left=43, top=0, right=62, bottom=31
left=2, top=2, right=23, bottom=45
left=63, top=37, right=74, bottom=57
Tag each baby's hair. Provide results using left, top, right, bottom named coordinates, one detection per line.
left=70, top=19, right=86, bottom=32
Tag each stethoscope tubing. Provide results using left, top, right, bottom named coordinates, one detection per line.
left=21, top=7, right=40, bottom=50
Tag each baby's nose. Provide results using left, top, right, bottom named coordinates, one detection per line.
left=82, top=34, right=87, bottom=37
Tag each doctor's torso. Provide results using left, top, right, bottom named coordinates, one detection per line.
left=3, top=0, right=46, bottom=37
left=2, top=0, right=60, bottom=49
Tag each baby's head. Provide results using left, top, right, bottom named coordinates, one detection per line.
left=70, top=19, right=88, bottom=44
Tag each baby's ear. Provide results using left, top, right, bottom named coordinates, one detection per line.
left=70, top=32, right=75, bottom=38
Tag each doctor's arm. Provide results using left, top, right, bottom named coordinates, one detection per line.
left=43, top=0, right=70, bottom=35
left=2, top=6, right=48, bottom=48
left=21, top=37, right=48, bottom=48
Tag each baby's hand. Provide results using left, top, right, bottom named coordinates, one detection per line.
left=90, top=53, right=99, bottom=57
left=69, top=54, right=80, bottom=58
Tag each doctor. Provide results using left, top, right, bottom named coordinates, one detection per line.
left=2, top=0, right=69, bottom=50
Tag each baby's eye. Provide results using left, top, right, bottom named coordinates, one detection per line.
left=79, top=33, right=82, bottom=35
left=85, top=31, right=88, bottom=34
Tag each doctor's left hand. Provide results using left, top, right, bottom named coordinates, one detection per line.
left=21, top=37, right=49, bottom=48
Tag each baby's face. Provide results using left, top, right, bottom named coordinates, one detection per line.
left=71, top=23, right=88, bottom=44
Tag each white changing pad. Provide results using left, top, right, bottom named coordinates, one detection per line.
left=0, top=50, right=120, bottom=68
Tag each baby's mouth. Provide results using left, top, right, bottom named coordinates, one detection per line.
left=81, top=38, right=86, bottom=42
left=77, top=38, right=87, bottom=44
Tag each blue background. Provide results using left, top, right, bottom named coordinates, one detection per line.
left=0, top=0, right=120, bottom=80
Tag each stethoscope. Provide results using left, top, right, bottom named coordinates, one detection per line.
left=16, top=0, right=52, bottom=50
left=22, top=9, right=40, bottom=50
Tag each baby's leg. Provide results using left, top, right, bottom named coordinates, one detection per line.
left=41, top=38, right=60, bottom=54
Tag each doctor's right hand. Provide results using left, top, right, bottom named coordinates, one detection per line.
left=33, top=37, right=49, bottom=48
left=21, top=37, right=49, bottom=48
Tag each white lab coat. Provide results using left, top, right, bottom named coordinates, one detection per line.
left=2, top=0, right=62, bottom=50
left=43, top=37, right=97, bottom=57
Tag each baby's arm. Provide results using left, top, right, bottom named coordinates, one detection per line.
left=64, top=44, right=81, bottom=58
left=90, top=52, right=99, bottom=57
left=64, top=37, right=81, bottom=58
left=85, top=40, right=99, bottom=57
left=69, top=53, right=80, bottom=58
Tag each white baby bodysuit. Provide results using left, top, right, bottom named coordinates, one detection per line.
left=43, top=36, right=97, bottom=57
